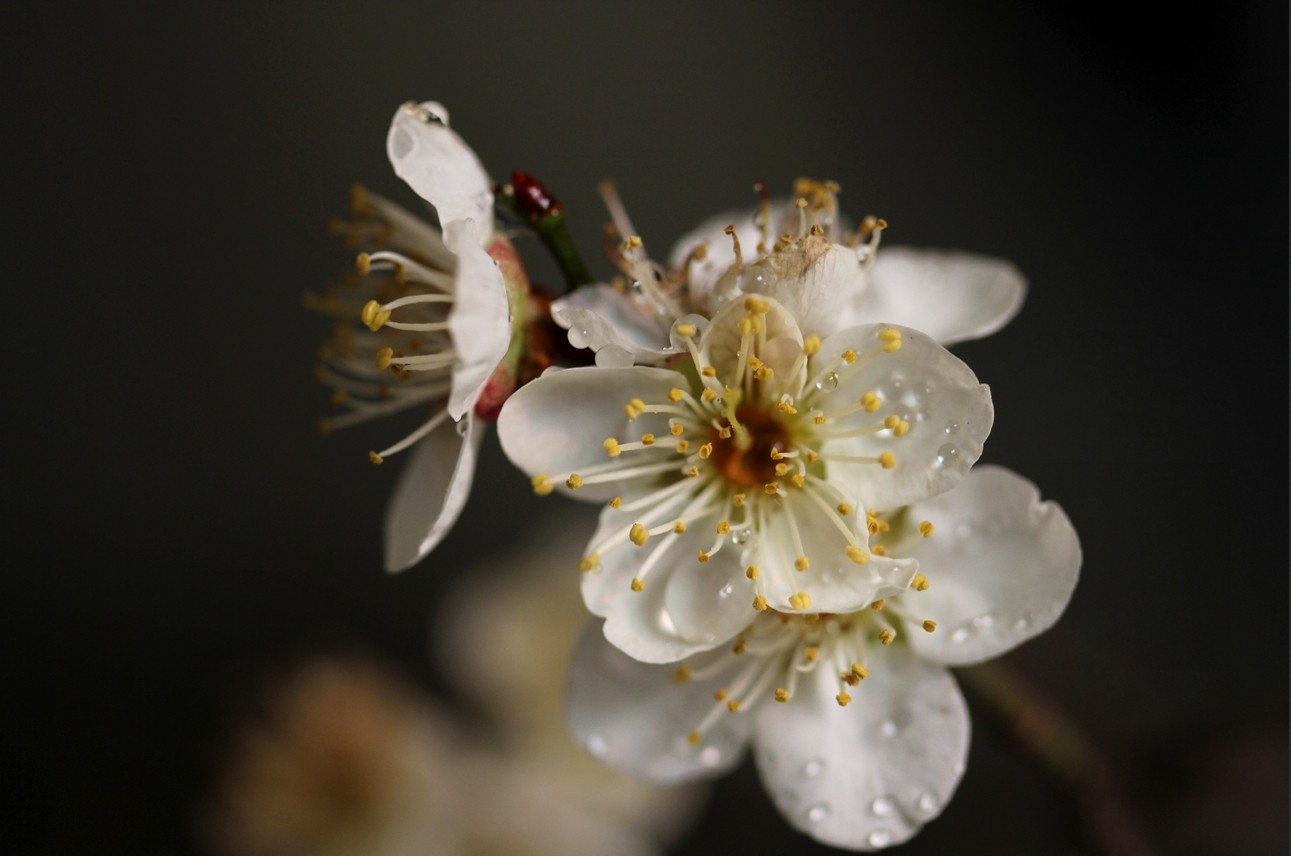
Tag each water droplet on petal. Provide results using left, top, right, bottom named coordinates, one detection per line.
left=878, top=720, right=898, bottom=738
left=815, top=372, right=840, bottom=391
left=595, top=344, right=634, bottom=368
left=871, top=796, right=896, bottom=817
left=944, top=420, right=960, bottom=435
left=455, top=419, right=469, bottom=437
left=802, top=758, right=824, bottom=778
left=917, top=792, right=940, bottom=814
left=731, top=527, right=751, bottom=545
left=950, top=627, right=970, bottom=644
left=806, top=803, right=831, bottom=823
left=718, top=583, right=734, bottom=599
left=700, top=746, right=722, bottom=767
left=933, top=443, right=960, bottom=468
left=867, top=829, right=894, bottom=848
left=973, top=613, right=995, bottom=629
left=585, top=733, right=607, bottom=757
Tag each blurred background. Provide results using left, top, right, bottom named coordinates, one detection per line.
left=8, top=2, right=1285, bottom=853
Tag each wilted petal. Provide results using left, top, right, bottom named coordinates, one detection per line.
left=752, top=642, right=969, bottom=851
left=902, top=466, right=1081, bottom=666
left=567, top=620, right=754, bottom=784
left=818, top=324, right=993, bottom=510
left=386, top=101, right=493, bottom=240
left=445, top=219, right=511, bottom=420
left=864, top=248, right=1026, bottom=346
left=384, top=412, right=482, bottom=572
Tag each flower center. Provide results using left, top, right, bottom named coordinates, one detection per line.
left=709, top=406, right=793, bottom=489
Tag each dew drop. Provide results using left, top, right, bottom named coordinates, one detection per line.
left=1014, top=611, right=1036, bottom=632
left=455, top=419, right=469, bottom=437
left=595, top=344, right=634, bottom=368
left=871, top=795, right=896, bottom=817
left=802, top=758, right=825, bottom=778
left=917, top=792, right=940, bottom=814
left=731, top=527, right=751, bottom=545
left=933, top=443, right=960, bottom=468
left=972, top=613, right=995, bottom=630
left=867, top=829, right=894, bottom=848
left=699, top=746, right=721, bottom=767
left=806, top=803, right=831, bottom=823
left=567, top=325, right=592, bottom=348
left=878, top=720, right=898, bottom=738
left=717, top=583, right=734, bottom=599
left=815, top=371, right=840, bottom=391
left=949, top=627, right=969, bottom=644
left=585, top=733, right=607, bottom=758
left=943, top=420, right=960, bottom=435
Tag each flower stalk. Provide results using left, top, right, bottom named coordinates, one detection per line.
left=501, top=170, right=594, bottom=289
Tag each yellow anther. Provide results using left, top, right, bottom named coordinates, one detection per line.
left=718, top=426, right=732, bottom=439
left=769, top=448, right=783, bottom=460
left=795, top=556, right=810, bottom=572
left=754, top=366, right=773, bottom=381
left=675, top=322, right=697, bottom=337
left=745, top=565, right=759, bottom=580
left=699, top=442, right=713, bottom=459
left=668, top=387, right=685, bottom=402
left=851, top=663, right=870, bottom=681
left=776, top=400, right=798, bottom=414
left=628, top=524, right=649, bottom=546
left=919, top=520, right=936, bottom=538
left=837, top=503, right=853, bottom=516
left=701, top=365, right=717, bottom=377
left=673, top=520, right=687, bottom=534
left=845, top=546, right=870, bottom=565
left=882, top=338, right=903, bottom=353
left=670, top=423, right=685, bottom=436
left=879, top=327, right=902, bottom=342
left=686, top=467, right=699, bottom=478
left=732, top=640, right=746, bottom=654
left=893, top=420, right=910, bottom=436
left=753, top=595, right=768, bottom=611
left=609, top=496, right=622, bottom=509
left=625, top=235, right=643, bottom=248
left=744, top=296, right=771, bottom=314
left=630, top=577, right=645, bottom=592
left=873, top=545, right=887, bottom=556
left=368, top=451, right=384, bottom=465
left=578, top=553, right=600, bottom=572
left=360, top=299, right=391, bottom=331
left=791, top=473, right=805, bottom=488
left=673, top=664, right=692, bottom=683
left=732, top=493, right=746, bottom=507
left=841, top=671, right=860, bottom=687
left=804, top=645, right=819, bottom=661
left=688, top=730, right=701, bottom=745
left=790, top=592, right=813, bottom=610
left=328, top=389, right=348, bottom=407
left=764, top=482, right=780, bottom=495
left=841, top=349, right=858, bottom=364
left=714, top=689, right=728, bottom=702
left=922, top=620, right=938, bottom=633
left=795, top=197, right=808, bottom=209
left=861, top=391, right=881, bottom=412
left=697, top=551, right=709, bottom=563
left=879, top=629, right=895, bottom=645
left=878, top=452, right=896, bottom=469
left=702, top=388, right=717, bottom=401
left=775, top=462, right=789, bottom=476
left=606, top=435, right=623, bottom=453
left=727, top=700, right=741, bottom=713
left=870, top=599, right=885, bottom=611
left=531, top=474, right=554, bottom=496
left=566, top=474, right=584, bottom=490
left=912, top=573, right=930, bottom=591
left=640, top=433, right=655, bottom=446
left=716, top=520, right=731, bottom=535
left=884, top=415, right=902, bottom=430
left=810, top=224, right=824, bottom=235
left=803, top=335, right=821, bottom=356
left=355, top=252, right=372, bottom=274
left=774, top=688, right=789, bottom=703
left=836, top=691, right=852, bottom=707
left=374, top=347, right=395, bottom=370
left=675, top=440, right=690, bottom=453
left=624, top=403, right=640, bottom=419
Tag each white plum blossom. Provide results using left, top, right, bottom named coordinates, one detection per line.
left=552, top=179, right=1026, bottom=365
left=497, top=293, right=992, bottom=663
left=313, top=101, right=522, bottom=572
left=565, top=465, right=1081, bottom=851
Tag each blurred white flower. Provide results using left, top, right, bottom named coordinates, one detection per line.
left=200, top=655, right=684, bottom=856
left=565, top=466, right=1082, bottom=851
left=552, top=179, right=1025, bottom=365
left=498, top=294, right=992, bottom=662
left=312, top=101, right=524, bottom=572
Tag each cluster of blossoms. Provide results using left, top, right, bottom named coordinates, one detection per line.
left=309, top=101, right=1081, bottom=851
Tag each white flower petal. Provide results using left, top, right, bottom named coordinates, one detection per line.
left=552, top=284, right=673, bottom=361
left=445, top=220, right=512, bottom=420
left=755, top=487, right=917, bottom=613
left=864, top=248, right=1026, bottom=346
left=752, top=642, right=969, bottom=851
left=723, top=240, right=868, bottom=340
left=818, top=324, right=993, bottom=510
left=386, top=101, right=493, bottom=241
left=581, top=498, right=755, bottom=663
left=667, top=207, right=762, bottom=308
left=567, top=620, right=753, bottom=784
left=384, top=412, right=482, bottom=572
left=703, top=295, right=806, bottom=387
left=497, top=366, right=680, bottom=502
left=902, top=466, right=1081, bottom=666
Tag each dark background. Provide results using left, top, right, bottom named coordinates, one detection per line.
left=8, top=2, right=1286, bottom=854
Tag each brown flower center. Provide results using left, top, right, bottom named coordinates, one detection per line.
left=709, top=406, right=793, bottom=488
